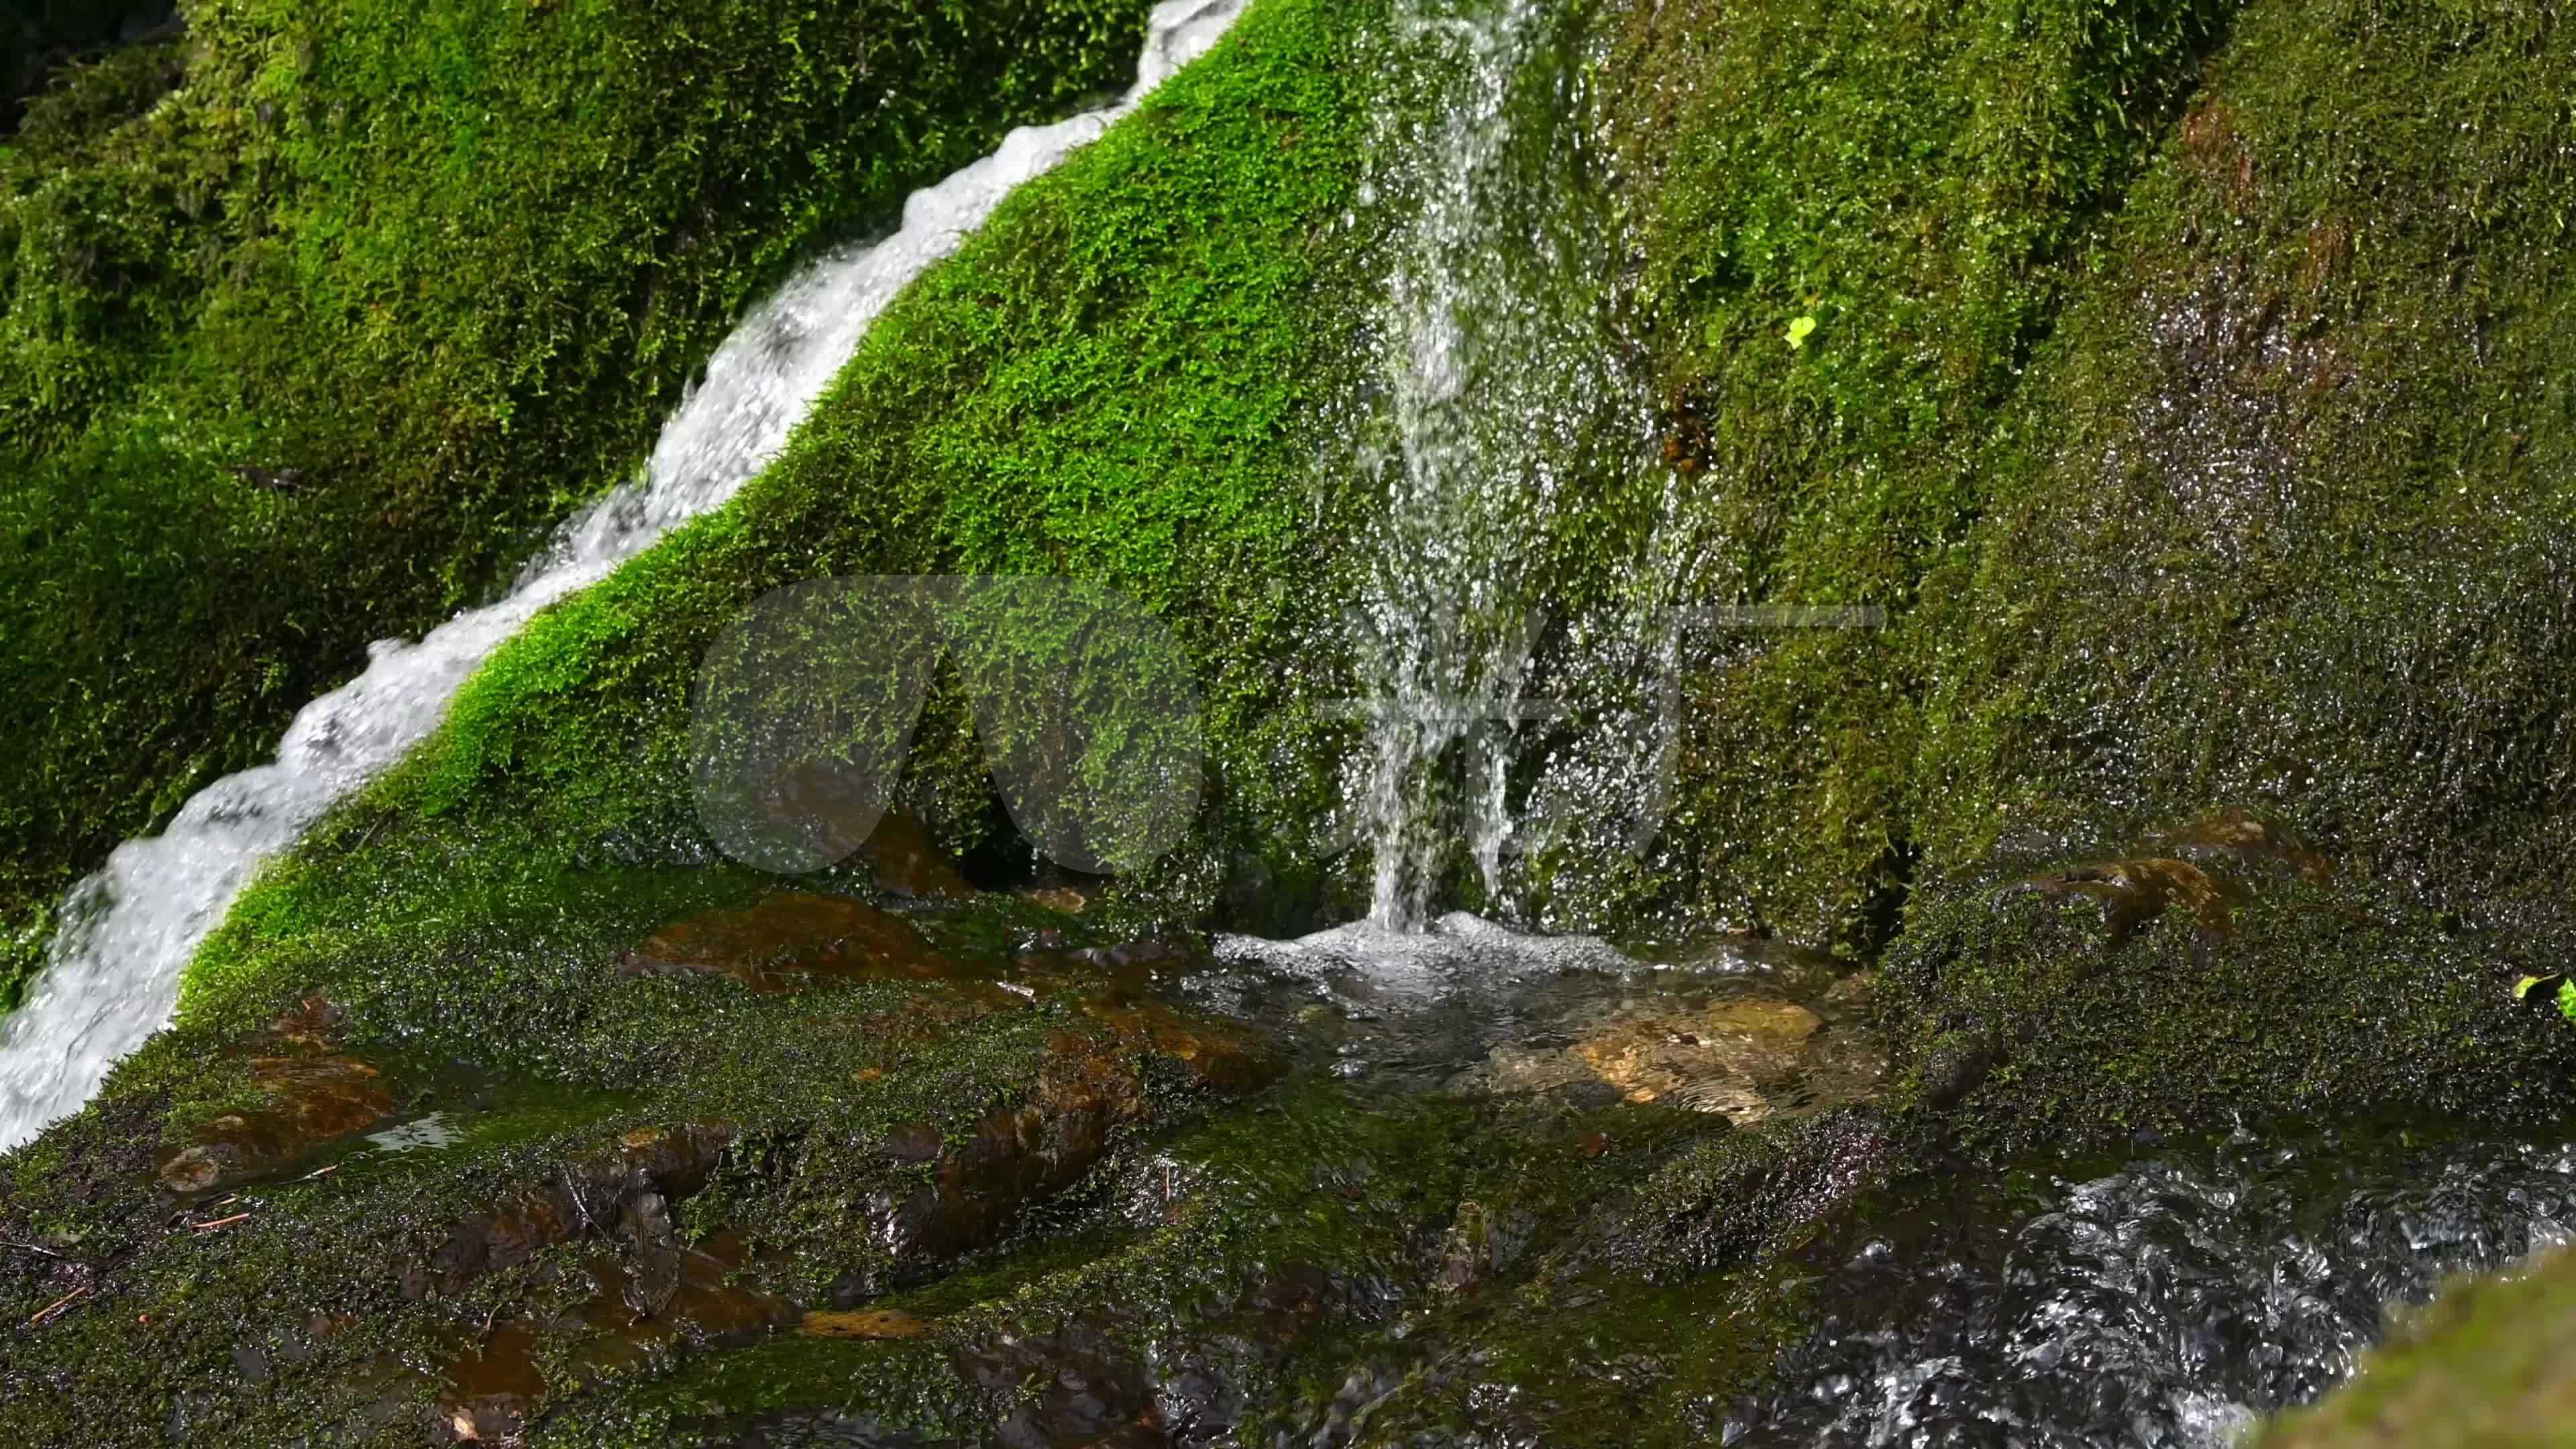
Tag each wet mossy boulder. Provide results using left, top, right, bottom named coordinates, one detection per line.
left=0, top=903, right=1284, bottom=1444
left=8, top=864, right=1909, bottom=1446
left=1880, top=821, right=2576, bottom=1155
left=534, top=1090, right=1900, bottom=1448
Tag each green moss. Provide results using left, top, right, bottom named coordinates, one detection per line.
left=3, top=925, right=1267, bottom=1442
left=169, top=0, right=1385, bottom=1040
left=1559, top=0, right=2233, bottom=942
left=2257, top=1242, right=2576, bottom=1448
left=0, top=0, right=1160, bottom=1009
left=1880, top=857, right=2576, bottom=1157
left=1911, top=0, right=2576, bottom=938
left=530, top=1085, right=1877, bottom=1448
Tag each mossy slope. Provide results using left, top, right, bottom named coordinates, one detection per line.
left=1912, top=0, right=2576, bottom=936
left=0, top=0, right=1157, bottom=1004
left=177, top=0, right=1386, bottom=1035
left=1567, top=0, right=2235, bottom=941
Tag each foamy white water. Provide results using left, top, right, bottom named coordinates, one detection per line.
left=0, top=0, right=1247, bottom=1152
left=1214, top=908, right=1640, bottom=995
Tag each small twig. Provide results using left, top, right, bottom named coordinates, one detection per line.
left=190, top=1213, right=251, bottom=1233
left=28, top=1285, right=89, bottom=1327
left=293, top=1163, right=339, bottom=1182
left=1, top=1239, right=64, bottom=1260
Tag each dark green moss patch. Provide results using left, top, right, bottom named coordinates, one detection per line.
left=1882, top=845, right=2576, bottom=1158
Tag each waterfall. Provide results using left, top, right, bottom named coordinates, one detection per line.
left=0, top=0, right=1247, bottom=1154
left=1346, top=0, right=1654, bottom=929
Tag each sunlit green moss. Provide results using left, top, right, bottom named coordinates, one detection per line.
left=0, top=0, right=1159, bottom=1008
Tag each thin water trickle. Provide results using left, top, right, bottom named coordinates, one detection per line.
left=0, top=0, right=1248, bottom=1152
left=1346, top=0, right=1593, bottom=927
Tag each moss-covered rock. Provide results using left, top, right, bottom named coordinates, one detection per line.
left=162, top=0, right=1393, bottom=1049
left=1879, top=819, right=2576, bottom=1157
left=1, top=891, right=1280, bottom=1443
left=1910, top=0, right=2576, bottom=949
left=1556, top=0, right=2235, bottom=942
left=0, top=0, right=1161, bottom=1006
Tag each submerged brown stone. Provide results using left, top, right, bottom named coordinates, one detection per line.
left=1080, top=998, right=1277, bottom=1094
left=1474, top=988, right=1867, bottom=1125
left=2145, top=806, right=2334, bottom=885
left=1997, top=857, right=2238, bottom=951
left=828, top=1022, right=1275, bottom=1305
left=156, top=1053, right=394, bottom=1195
left=444, top=1228, right=796, bottom=1440
left=406, top=1120, right=735, bottom=1302
left=1020, top=885, right=1091, bottom=913
left=854, top=806, right=975, bottom=901
left=618, top=893, right=959, bottom=992
left=155, top=994, right=401, bottom=1194
left=800, top=1307, right=930, bottom=1340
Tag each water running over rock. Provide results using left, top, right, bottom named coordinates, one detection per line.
left=1342, top=0, right=1657, bottom=928
left=1726, top=1124, right=2576, bottom=1448
left=0, top=0, right=1249, bottom=1152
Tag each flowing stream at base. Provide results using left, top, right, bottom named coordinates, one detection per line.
left=1723, top=1123, right=2576, bottom=1447
left=1212, top=923, right=2576, bottom=1446
left=0, top=0, right=1246, bottom=1153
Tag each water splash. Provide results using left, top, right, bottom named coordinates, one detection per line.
left=0, top=0, right=1247, bottom=1153
left=1342, top=0, right=1655, bottom=928
left=1725, top=1124, right=2576, bottom=1447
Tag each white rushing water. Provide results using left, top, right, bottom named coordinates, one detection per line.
left=1343, top=0, right=1656, bottom=928
left=0, top=0, right=1247, bottom=1152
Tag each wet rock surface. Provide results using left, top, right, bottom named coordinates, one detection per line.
left=1883, top=807, right=2576, bottom=1154
left=6, top=879, right=2566, bottom=1447
left=1994, top=856, right=2239, bottom=953
left=155, top=997, right=396, bottom=1195
left=852, top=809, right=977, bottom=902
left=1465, top=986, right=1872, bottom=1123
left=156, top=1051, right=394, bottom=1195
left=618, top=894, right=961, bottom=993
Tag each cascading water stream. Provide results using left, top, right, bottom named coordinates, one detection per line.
left=1344, top=0, right=1654, bottom=930
left=0, top=0, right=1246, bottom=1153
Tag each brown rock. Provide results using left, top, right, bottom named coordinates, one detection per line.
left=443, top=1230, right=795, bottom=1435
left=1571, top=1027, right=1775, bottom=1119
left=2145, top=806, right=2333, bottom=885
left=854, top=807, right=975, bottom=901
left=1998, top=857, right=2238, bottom=951
left=1704, top=998, right=1824, bottom=1044
left=154, top=1051, right=394, bottom=1195
left=800, top=1308, right=930, bottom=1340
left=617, top=893, right=960, bottom=993
left=407, top=1120, right=734, bottom=1301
